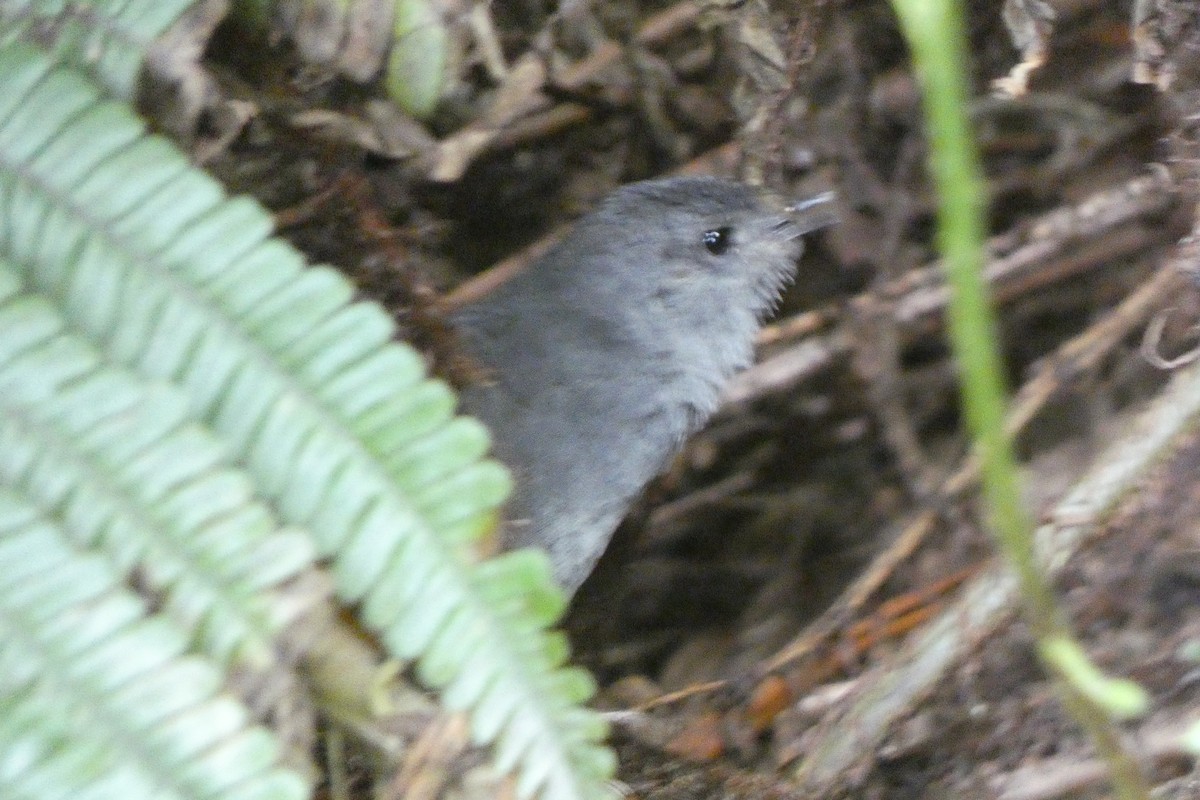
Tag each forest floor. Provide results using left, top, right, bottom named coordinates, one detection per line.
left=158, top=0, right=1200, bottom=796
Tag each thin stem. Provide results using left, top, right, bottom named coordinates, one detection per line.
left=887, top=0, right=1149, bottom=797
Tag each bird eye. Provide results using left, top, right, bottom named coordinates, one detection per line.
left=702, top=227, right=733, bottom=255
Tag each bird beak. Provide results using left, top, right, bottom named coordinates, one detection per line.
left=785, top=190, right=839, bottom=236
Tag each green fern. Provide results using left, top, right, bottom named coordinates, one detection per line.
left=0, top=4, right=617, bottom=799
left=0, top=486, right=309, bottom=800
left=0, top=0, right=191, bottom=98
left=0, top=340, right=320, bottom=670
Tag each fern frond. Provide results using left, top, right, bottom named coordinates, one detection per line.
left=0, top=0, right=194, bottom=98
left=0, top=487, right=309, bottom=800
left=0, top=267, right=320, bottom=669
left=0, top=26, right=617, bottom=800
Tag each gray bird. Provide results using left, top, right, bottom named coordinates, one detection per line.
left=453, top=176, right=830, bottom=593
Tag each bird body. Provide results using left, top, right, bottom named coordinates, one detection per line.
left=453, top=176, right=813, bottom=592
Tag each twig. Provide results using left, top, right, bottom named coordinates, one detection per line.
left=426, top=1, right=703, bottom=183
left=622, top=109, right=1184, bottom=800
left=762, top=261, right=1184, bottom=673
left=723, top=169, right=1177, bottom=408
left=996, top=719, right=1198, bottom=800
left=793, top=351, right=1200, bottom=789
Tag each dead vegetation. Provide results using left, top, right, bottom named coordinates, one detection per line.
left=148, top=0, right=1200, bottom=796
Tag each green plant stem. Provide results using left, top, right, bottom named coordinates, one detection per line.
left=888, top=0, right=1149, bottom=797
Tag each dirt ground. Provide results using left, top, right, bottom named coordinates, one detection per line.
left=154, top=0, right=1200, bottom=796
